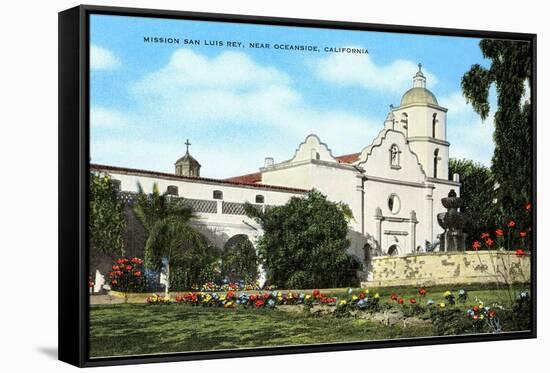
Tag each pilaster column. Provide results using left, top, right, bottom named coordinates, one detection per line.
left=425, top=186, right=434, bottom=244
left=410, top=210, right=418, bottom=252
left=375, top=207, right=383, bottom=252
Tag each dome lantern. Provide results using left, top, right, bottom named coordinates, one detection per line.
left=175, top=139, right=201, bottom=178
left=400, top=64, right=438, bottom=106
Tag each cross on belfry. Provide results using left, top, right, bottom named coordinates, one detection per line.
left=418, top=63, right=422, bottom=72
left=185, top=138, right=192, bottom=153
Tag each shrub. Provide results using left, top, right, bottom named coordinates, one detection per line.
left=109, top=257, right=146, bottom=293
left=245, top=190, right=361, bottom=289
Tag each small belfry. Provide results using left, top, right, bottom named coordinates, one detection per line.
left=175, top=139, right=201, bottom=177
left=391, top=63, right=449, bottom=180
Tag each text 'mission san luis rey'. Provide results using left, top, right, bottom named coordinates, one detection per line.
left=143, top=36, right=369, bottom=54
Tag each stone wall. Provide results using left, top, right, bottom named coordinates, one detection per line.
left=366, top=251, right=530, bottom=287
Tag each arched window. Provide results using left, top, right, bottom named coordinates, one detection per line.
left=432, top=113, right=437, bottom=138
left=110, top=179, right=121, bottom=191
left=255, top=195, right=264, bottom=204
left=388, top=244, right=399, bottom=256
left=400, top=113, right=408, bottom=136
left=213, top=190, right=223, bottom=200
left=166, top=185, right=178, bottom=196
left=433, top=148, right=440, bottom=178
left=390, top=144, right=400, bottom=168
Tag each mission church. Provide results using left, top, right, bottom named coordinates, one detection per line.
left=91, top=66, right=460, bottom=283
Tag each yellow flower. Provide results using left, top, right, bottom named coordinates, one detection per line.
left=480, top=314, right=485, bottom=320
left=374, top=293, right=380, bottom=299
left=364, top=289, right=369, bottom=294
left=439, top=302, right=446, bottom=308
left=444, top=291, right=452, bottom=297
left=277, top=291, right=282, bottom=297
left=352, top=295, right=358, bottom=301
left=339, top=300, right=347, bottom=306
left=305, top=294, right=311, bottom=300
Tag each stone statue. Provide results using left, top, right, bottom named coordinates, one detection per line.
left=437, top=189, right=467, bottom=252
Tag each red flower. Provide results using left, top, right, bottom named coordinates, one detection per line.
left=250, top=294, right=257, bottom=302
left=515, top=249, right=526, bottom=257
left=125, top=265, right=133, bottom=271
left=263, top=293, right=270, bottom=300
left=519, top=231, right=527, bottom=238
left=485, top=238, right=494, bottom=247
left=489, top=310, right=497, bottom=318
left=508, top=220, right=516, bottom=228
left=472, top=241, right=482, bottom=250
left=254, top=299, right=265, bottom=308
left=133, top=271, right=141, bottom=277
left=227, top=291, right=235, bottom=300
left=472, top=306, right=479, bottom=313
left=111, top=280, right=117, bottom=285
left=112, top=265, right=120, bottom=271
left=390, top=293, right=398, bottom=301
left=397, top=298, right=404, bottom=305
left=495, top=229, right=504, bottom=237
left=359, top=292, right=366, bottom=299
left=418, top=287, right=427, bottom=296
left=525, top=203, right=532, bottom=212
left=473, top=314, right=479, bottom=321
left=481, top=232, right=490, bottom=239
left=409, top=298, right=417, bottom=304
left=313, top=289, right=320, bottom=299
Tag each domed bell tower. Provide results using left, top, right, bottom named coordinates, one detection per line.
left=392, top=64, right=450, bottom=180
left=175, top=139, right=201, bottom=178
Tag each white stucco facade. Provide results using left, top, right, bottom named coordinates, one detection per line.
left=92, top=67, right=460, bottom=279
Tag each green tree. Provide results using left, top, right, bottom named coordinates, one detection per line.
left=132, top=182, right=194, bottom=233
left=221, top=235, right=258, bottom=284
left=170, top=243, right=221, bottom=291
left=461, top=39, right=533, bottom=222
left=145, top=217, right=212, bottom=294
left=449, top=158, right=499, bottom=244
left=89, top=173, right=125, bottom=256
left=245, top=190, right=360, bottom=289
left=133, top=182, right=217, bottom=294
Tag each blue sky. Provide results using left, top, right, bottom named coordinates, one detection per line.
left=90, top=14, right=497, bottom=178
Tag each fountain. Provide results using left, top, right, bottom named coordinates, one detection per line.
left=437, top=189, right=467, bottom=252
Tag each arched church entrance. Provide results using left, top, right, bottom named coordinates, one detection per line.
left=387, top=244, right=400, bottom=256
left=221, top=234, right=258, bottom=284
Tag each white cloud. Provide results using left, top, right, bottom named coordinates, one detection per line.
left=90, top=45, right=120, bottom=70
left=313, top=50, right=438, bottom=94
left=90, top=106, right=129, bottom=129
left=107, top=48, right=383, bottom=177
left=440, top=91, right=495, bottom=167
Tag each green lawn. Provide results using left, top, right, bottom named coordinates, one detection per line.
left=89, top=285, right=530, bottom=358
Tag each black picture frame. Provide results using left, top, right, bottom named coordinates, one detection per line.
left=58, top=4, right=537, bottom=367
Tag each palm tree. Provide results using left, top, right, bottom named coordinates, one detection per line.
left=133, top=182, right=201, bottom=295
left=145, top=217, right=209, bottom=295
left=133, top=182, right=195, bottom=233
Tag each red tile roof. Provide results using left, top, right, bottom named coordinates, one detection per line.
left=335, top=152, right=361, bottom=164
left=225, top=153, right=360, bottom=184
left=90, top=164, right=308, bottom=193
left=224, top=172, right=262, bottom=184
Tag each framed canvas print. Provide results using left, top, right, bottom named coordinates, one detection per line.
left=58, top=4, right=537, bottom=367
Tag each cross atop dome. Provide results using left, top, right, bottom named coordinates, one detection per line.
left=185, top=138, right=192, bottom=154
left=413, top=63, right=427, bottom=88
left=175, top=138, right=201, bottom=178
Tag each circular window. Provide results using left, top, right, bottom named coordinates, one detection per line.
left=388, top=194, right=401, bottom=214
